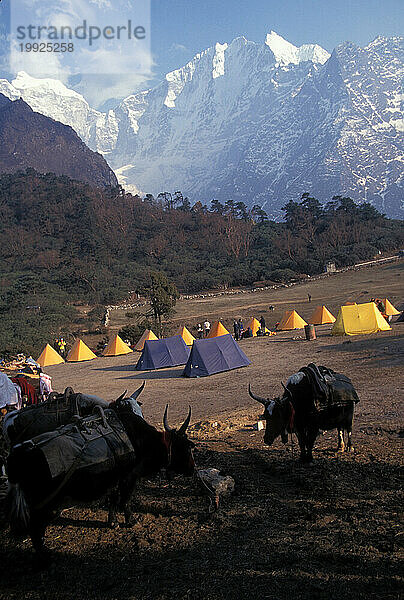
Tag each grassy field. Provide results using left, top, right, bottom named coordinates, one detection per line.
left=108, top=259, right=403, bottom=338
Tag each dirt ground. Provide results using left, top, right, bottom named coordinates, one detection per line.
left=0, top=263, right=403, bottom=599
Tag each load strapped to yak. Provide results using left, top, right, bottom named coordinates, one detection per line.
left=293, top=363, right=360, bottom=414
left=8, top=407, right=135, bottom=510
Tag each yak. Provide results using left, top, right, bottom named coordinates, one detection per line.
left=249, top=363, right=360, bottom=463
left=6, top=394, right=195, bottom=562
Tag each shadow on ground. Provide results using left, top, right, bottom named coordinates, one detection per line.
left=1, top=445, right=402, bottom=600
left=93, top=365, right=185, bottom=379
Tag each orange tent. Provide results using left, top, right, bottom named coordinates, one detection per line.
left=308, top=305, right=336, bottom=325
left=102, top=334, right=132, bottom=356
left=381, top=299, right=400, bottom=316
left=37, top=344, right=64, bottom=367
left=66, top=339, right=97, bottom=362
left=344, top=301, right=357, bottom=305
left=175, top=325, right=195, bottom=346
left=245, top=317, right=270, bottom=336
left=207, top=321, right=230, bottom=338
left=134, top=329, right=158, bottom=352
left=277, top=310, right=307, bottom=330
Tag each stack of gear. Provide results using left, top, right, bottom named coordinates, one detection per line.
left=11, top=374, right=39, bottom=407
left=8, top=409, right=134, bottom=497
left=297, top=363, right=360, bottom=413
left=5, top=388, right=81, bottom=445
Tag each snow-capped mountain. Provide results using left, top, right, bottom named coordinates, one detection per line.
left=1, top=32, right=402, bottom=217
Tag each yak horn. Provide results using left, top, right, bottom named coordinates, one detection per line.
left=178, top=405, right=192, bottom=434
left=163, top=404, right=172, bottom=432
left=281, top=382, right=293, bottom=398
left=248, top=383, right=267, bottom=405
left=115, top=390, right=128, bottom=403
left=64, top=387, right=74, bottom=401
left=131, top=381, right=145, bottom=401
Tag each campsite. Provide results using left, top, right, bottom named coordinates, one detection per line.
left=0, top=259, right=402, bottom=600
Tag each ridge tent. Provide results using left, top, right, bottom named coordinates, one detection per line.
left=207, top=321, right=230, bottom=338
left=277, top=310, right=307, bottom=330
left=381, top=299, right=400, bottom=316
left=37, top=344, right=65, bottom=367
left=308, top=305, right=336, bottom=325
left=183, top=334, right=250, bottom=377
left=136, top=335, right=190, bottom=371
left=102, top=334, right=132, bottom=357
left=66, top=339, right=97, bottom=362
left=245, top=317, right=270, bottom=336
left=134, top=329, right=158, bottom=352
left=175, top=325, right=195, bottom=346
left=332, top=302, right=391, bottom=336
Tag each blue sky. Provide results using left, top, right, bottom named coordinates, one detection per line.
left=151, top=0, right=404, bottom=81
left=0, top=0, right=403, bottom=105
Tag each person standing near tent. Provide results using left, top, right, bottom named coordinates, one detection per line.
left=260, top=315, right=266, bottom=331
left=39, top=371, right=52, bottom=401
left=233, top=320, right=239, bottom=341
left=238, top=318, right=244, bottom=339
left=196, top=324, right=203, bottom=339
left=58, top=338, right=66, bottom=357
left=308, top=293, right=312, bottom=303
left=203, top=320, right=211, bottom=337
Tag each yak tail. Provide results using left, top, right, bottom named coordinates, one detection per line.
left=6, top=483, right=30, bottom=535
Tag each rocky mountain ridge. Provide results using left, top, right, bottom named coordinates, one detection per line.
left=0, top=94, right=118, bottom=188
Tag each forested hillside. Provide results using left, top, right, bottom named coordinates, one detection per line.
left=0, top=171, right=403, bottom=354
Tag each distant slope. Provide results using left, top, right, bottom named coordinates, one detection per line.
left=0, top=94, right=118, bottom=188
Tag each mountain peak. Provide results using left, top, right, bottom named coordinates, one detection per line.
left=12, top=71, right=85, bottom=101
left=265, top=31, right=330, bottom=65
left=265, top=31, right=298, bottom=64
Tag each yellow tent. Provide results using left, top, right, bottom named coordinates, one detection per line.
left=102, top=334, right=132, bottom=356
left=134, top=329, right=158, bottom=351
left=278, top=310, right=307, bottom=330
left=381, top=299, right=400, bottom=316
left=332, top=302, right=391, bottom=336
left=175, top=325, right=195, bottom=346
left=245, top=317, right=270, bottom=336
left=66, top=339, right=97, bottom=362
left=308, top=305, right=336, bottom=325
left=207, top=321, right=230, bottom=338
left=37, top=344, right=64, bottom=367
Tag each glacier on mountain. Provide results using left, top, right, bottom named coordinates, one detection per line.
left=0, top=31, right=402, bottom=218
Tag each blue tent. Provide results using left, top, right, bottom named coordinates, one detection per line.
left=183, top=334, right=250, bottom=377
left=136, top=335, right=190, bottom=370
